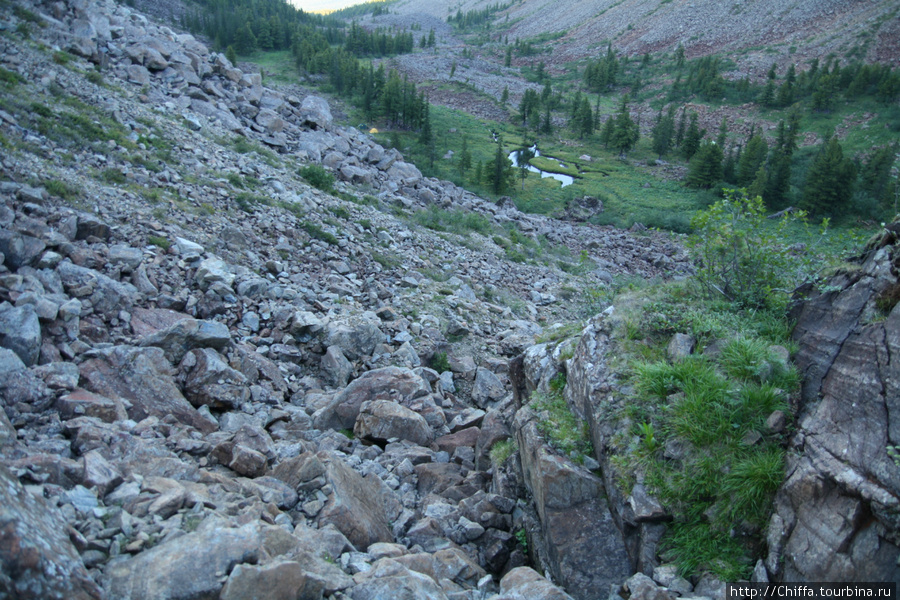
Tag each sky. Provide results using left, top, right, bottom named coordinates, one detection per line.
left=291, top=0, right=363, bottom=13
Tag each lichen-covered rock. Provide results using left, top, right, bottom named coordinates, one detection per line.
left=0, top=465, right=101, bottom=600
left=513, top=404, right=630, bottom=599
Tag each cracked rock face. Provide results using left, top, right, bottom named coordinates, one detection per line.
left=767, top=233, right=900, bottom=582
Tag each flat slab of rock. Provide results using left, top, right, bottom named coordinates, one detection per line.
left=102, top=523, right=260, bottom=600
left=139, top=318, right=231, bottom=364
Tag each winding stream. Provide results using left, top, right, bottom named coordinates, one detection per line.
left=507, top=145, right=575, bottom=187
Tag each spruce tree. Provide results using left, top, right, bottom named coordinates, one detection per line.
left=600, top=117, right=615, bottom=148
left=418, top=101, right=434, bottom=167
left=801, top=136, right=857, bottom=217
left=681, top=113, right=702, bottom=160
left=716, top=116, right=729, bottom=148
left=738, top=135, right=768, bottom=186
left=675, top=109, right=687, bottom=147
left=686, top=141, right=723, bottom=188
left=651, top=109, right=675, bottom=159
left=610, top=98, right=639, bottom=156
left=487, top=137, right=512, bottom=195
left=457, top=137, right=472, bottom=178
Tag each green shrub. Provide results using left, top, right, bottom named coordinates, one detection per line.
left=430, top=351, right=451, bottom=373
left=52, top=51, right=72, bottom=65
left=44, top=179, right=81, bottom=200
left=100, top=168, right=126, bottom=184
left=86, top=70, right=104, bottom=86
left=301, top=221, right=339, bottom=246
left=412, top=206, right=491, bottom=235
left=299, top=164, right=335, bottom=192
left=329, top=205, right=351, bottom=219
left=689, top=189, right=825, bottom=310
left=0, top=67, right=24, bottom=86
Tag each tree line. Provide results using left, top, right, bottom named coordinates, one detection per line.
left=181, top=0, right=415, bottom=58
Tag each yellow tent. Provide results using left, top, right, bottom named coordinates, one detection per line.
left=369, top=128, right=379, bottom=134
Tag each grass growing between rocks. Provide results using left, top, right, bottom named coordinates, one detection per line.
left=609, top=280, right=797, bottom=580
left=531, top=376, right=593, bottom=464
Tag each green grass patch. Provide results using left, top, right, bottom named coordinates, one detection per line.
left=148, top=235, right=171, bottom=251
left=44, top=179, right=81, bottom=200
left=612, top=279, right=796, bottom=580
left=531, top=389, right=593, bottom=462
left=411, top=205, right=491, bottom=236
left=299, top=164, right=335, bottom=192
left=301, top=221, right=339, bottom=246
left=530, top=155, right=580, bottom=177
left=489, top=439, right=517, bottom=465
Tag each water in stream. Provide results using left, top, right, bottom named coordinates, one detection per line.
left=507, top=145, right=575, bottom=187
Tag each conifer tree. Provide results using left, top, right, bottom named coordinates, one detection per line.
left=487, top=137, right=512, bottom=195
left=681, top=113, right=702, bottom=160
left=675, top=109, right=687, bottom=147
left=600, top=116, right=615, bottom=148
left=801, top=136, right=857, bottom=217
left=609, top=96, right=639, bottom=156
left=738, top=135, right=769, bottom=186
left=418, top=100, right=434, bottom=167
left=651, top=109, right=675, bottom=159
left=686, top=141, right=723, bottom=188
left=457, top=136, right=472, bottom=177
left=235, top=24, right=257, bottom=55
left=674, top=44, right=685, bottom=69
left=716, top=116, right=728, bottom=148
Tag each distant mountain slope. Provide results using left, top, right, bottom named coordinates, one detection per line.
left=390, top=0, right=900, bottom=72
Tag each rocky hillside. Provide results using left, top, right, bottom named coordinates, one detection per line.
left=0, top=0, right=698, bottom=598
left=386, top=0, right=900, bottom=74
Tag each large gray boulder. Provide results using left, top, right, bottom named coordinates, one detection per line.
left=312, top=366, right=431, bottom=431
left=139, top=318, right=231, bottom=364
left=0, top=230, right=46, bottom=270
left=497, top=566, right=574, bottom=600
left=79, top=345, right=216, bottom=433
left=57, top=261, right=139, bottom=317
left=0, top=347, right=50, bottom=411
left=324, top=318, right=384, bottom=361
left=0, top=465, right=101, bottom=600
left=102, top=522, right=260, bottom=600
left=299, top=95, right=333, bottom=130
left=179, top=348, right=250, bottom=410
left=219, top=559, right=325, bottom=600
left=0, top=303, right=41, bottom=366
left=354, top=399, right=433, bottom=446
left=316, top=451, right=398, bottom=550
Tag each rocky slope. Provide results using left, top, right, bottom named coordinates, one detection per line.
left=386, top=0, right=900, bottom=75
left=0, top=0, right=698, bottom=598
